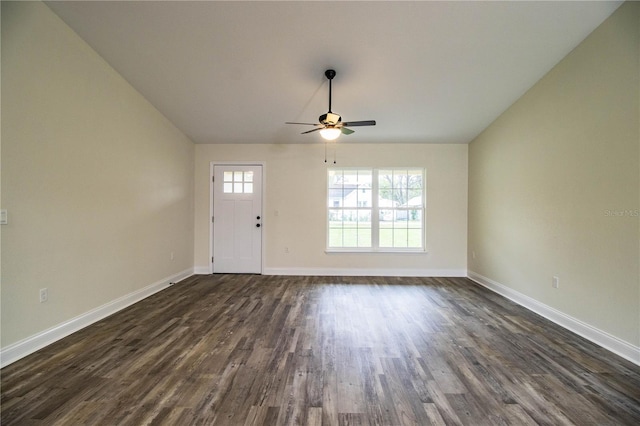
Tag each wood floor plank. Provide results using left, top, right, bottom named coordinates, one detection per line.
left=2, top=274, right=640, bottom=425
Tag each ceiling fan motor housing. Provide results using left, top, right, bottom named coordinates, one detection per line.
left=320, top=112, right=341, bottom=125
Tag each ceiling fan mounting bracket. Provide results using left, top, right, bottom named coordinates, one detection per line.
left=325, top=69, right=336, bottom=80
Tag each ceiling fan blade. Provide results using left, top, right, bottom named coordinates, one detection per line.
left=341, top=120, right=376, bottom=127
left=301, top=127, right=323, bottom=135
left=341, top=127, right=355, bottom=135
left=286, top=122, right=320, bottom=126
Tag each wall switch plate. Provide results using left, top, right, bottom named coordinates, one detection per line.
left=39, top=288, right=48, bottom=303
left=552, top=276, right=560, bottom=289
left=0, top=210, right=7, bottom=225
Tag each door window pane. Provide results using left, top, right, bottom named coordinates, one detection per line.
left=223, top=170, right=255, bottom=193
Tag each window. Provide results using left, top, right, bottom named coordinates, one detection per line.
left=328, top=168, right=425, bottom=251
left=223, top=170, right=253, bottom=193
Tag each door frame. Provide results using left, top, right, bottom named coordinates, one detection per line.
left=209, top=161, right=266, bottom=274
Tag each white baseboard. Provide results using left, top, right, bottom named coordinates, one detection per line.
left=467, top=271, right=640, bottom=366
left=263, top=267, right=466, bottom=277
left=0, top=268, right=194, bottom=368
left=193, top=266, right=211, bottom=275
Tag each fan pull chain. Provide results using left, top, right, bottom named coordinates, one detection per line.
left=324, top=140, right=327, bottom=163
left=323, top=141, right=336, bottom=164
left=333, top=142, right=337, bottom=164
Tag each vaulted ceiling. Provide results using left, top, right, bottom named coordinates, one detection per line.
left=46, top=1, right=621, bottom=144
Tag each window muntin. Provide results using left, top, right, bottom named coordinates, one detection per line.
left=327, top=168, right=425, bottom=251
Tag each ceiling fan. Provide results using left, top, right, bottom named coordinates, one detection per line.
left=286, top=69, right=376, bottom=140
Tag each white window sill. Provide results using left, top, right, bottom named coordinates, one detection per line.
left=325, top=249, right=427, bottom=254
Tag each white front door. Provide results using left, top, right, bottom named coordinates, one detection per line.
left=213, top=165, right=263, bottom=273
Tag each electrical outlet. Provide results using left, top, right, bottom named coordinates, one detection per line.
left=39, top=288, right=48, bottom=303
left=552, top=276, right=559, bottom=289
left=284, top=247, right=289, bottom=254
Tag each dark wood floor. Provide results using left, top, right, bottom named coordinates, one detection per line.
left=2, top=275, right=640, bottom=425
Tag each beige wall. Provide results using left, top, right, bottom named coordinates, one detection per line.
left=1, top=2, right=195, bottom=347
left=469, top=2, right=639, bottom=347
left=195, top=143, right=468, bottom=275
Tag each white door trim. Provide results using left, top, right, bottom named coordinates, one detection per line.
left=210, top=161, right=266, bottom=274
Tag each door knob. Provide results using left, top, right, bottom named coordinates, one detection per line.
left=256, top=223, right=261, bottom=227
left=256, top=216, right=261, bottom=220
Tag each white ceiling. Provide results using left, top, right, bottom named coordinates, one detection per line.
left=46, top=1, right=621, bottom=145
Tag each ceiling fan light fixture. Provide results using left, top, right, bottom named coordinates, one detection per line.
left=320, top=127, right=341, bottom=140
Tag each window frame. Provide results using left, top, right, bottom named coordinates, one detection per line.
left=326, top=167, right=426, bottom=253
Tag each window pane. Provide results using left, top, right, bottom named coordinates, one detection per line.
left=244, top=171, right=253, bottom=182
left=343, top=189, right=358, bottom=207
left=328, top=188, right=343, bottom=207
left=343, top=209, right=358, bottom=224
left=329, top=228, right=343, bottom=247
left=379, top=228, right=392, bottom=247
left=244, top=183, right=253, bottom=193
left=234, top=171, right=243, bottom=182
left=393, top=229, right=408, bottom=248
left=357, top=228, right=371, bottom=247
left=408, top=170, right=423, bottom=188
left=328, top=170, right=343, bottom=188
left=358, top=189, right=371, bottom=208
left=357, top=170, right=372, bottom=186
left=329, top=209, right=343, bottom=223
left=408, top=189, right=422, bottom=205
left=357, top=209, right=371, bottom=224
left=379, top=170, right=392, bottom=185
left=394, top=187, right=408, bottom=206
left=234, top=183, right=242, bottom=193
left=393, top=170, right=407, bottom=188
left=408, top=229, right=422, bottom=248
left=407, top=209, right=422, bottom=223
left=341, top=227, right=358, bottom=247
left=393, top=210, right=409, bottom=222
left=224, top=171, right=233, bottom=182
left=379, top=209, right=393, bottom=222
left=224, top=183, right=233, bottom=193
left=343, top=170, right=359, bottom=185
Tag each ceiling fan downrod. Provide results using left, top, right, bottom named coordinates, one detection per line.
left=325, top=69, right=336, bottom=113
